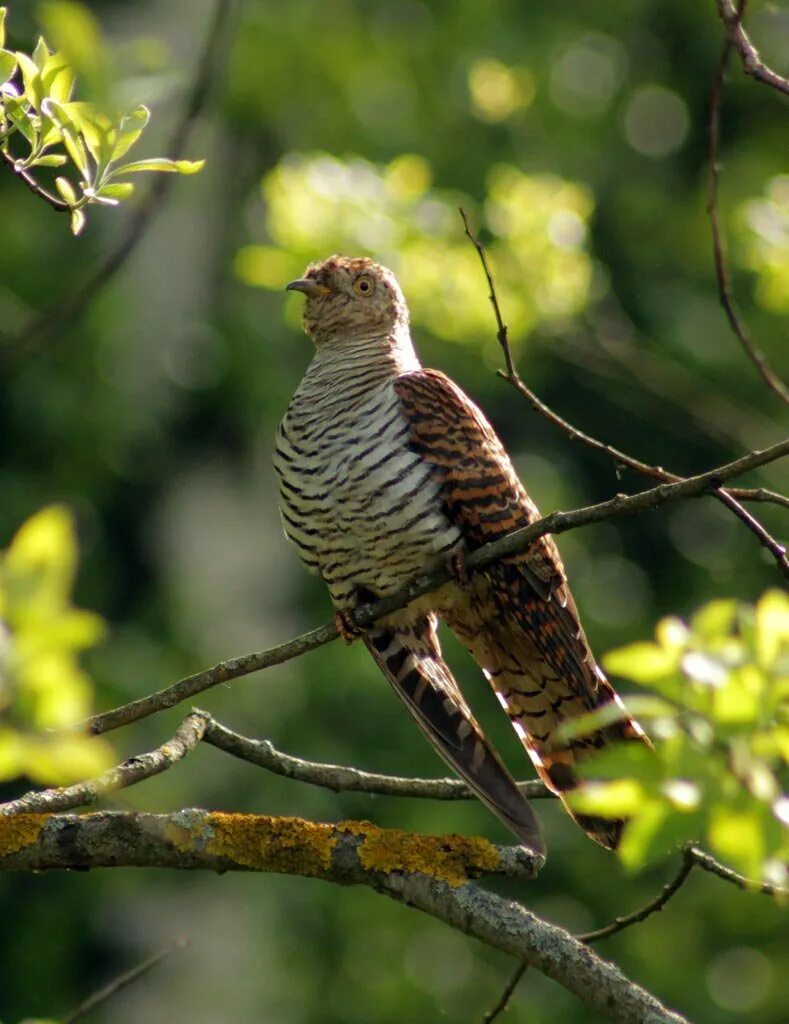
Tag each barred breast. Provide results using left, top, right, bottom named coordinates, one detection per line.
left=273, top=347, right=461, bottom=609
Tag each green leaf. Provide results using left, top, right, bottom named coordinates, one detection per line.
left=2, top=92, right=37, bottom=148
left=41, top=53, right=74, bottom=104
left=555, top=695, right=671, bottom=744
left=109, top=156, right=205, bottom=176
left=0, top=48, right=14, bottom=85
left=32, top=36, right=50, bottom=71
left=55, top=175, right=77, bottom=205
left=755, top=589, right=789, bottom=671
left=40, top=97, right=90, bottom=180
left=70, top=206, right=86, bottom=235
left=0, top=7, right=5, bottom=51
left=602, top=641, right=679, bottom=685
left=110, top=104, right=150, bottom=161
left=567, top=778, right=645, bottom=818
left=691, top=598, right=738, bottom=641
left=15, top=51, right=44, bottom=110
left=29, top=153, right=67, bottom=168
left=708, top=805, right=764, bottom=881
left=576, top=741, right=663, bottom=785
left=96, top=181, right=134, bottom=201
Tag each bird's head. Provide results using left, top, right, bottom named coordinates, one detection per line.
left=286, top=255, right=409, bottom=346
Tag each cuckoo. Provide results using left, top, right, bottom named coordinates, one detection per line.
left=275, top=255, right=646, bottom=858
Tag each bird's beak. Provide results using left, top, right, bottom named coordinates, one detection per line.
left=285, top=279, right=332, bottom=297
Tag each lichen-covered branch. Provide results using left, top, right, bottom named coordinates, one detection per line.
left=0, top=809, right=689, bottom=1024
left=86, top=436, right=788, bottom=736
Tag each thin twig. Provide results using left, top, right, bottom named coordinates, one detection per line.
left=482, top=962, right=528, bottom=1023
left=4, top=0, right=235, bottom=360
left=63, top=940, right=187, bottom=1024
left=201, top=713, right=551, bottom=800
left=0, top=711, right=208, bottom=815
left=459, top=211, right=789, bottom=577
left=708, top=1, right=789, bottom=405
left=688, top=843, right=783, bottom=895
left=577, top=849, right=696, bottom=943
left=83, top=437, right=788, bottom=736
left=715, top=0, right=789, bottom=96
left=0, top=146, right=69, bottom=211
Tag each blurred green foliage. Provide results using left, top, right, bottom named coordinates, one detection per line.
left=0, top=1, right=787, bottom=1023
left=568, top=591, right=788, bottom=883
left=0, top=4, right=202, bottom=235
left=0, top=506, right=112, bottom=783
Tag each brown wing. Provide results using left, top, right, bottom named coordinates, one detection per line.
left=394, top=369, right=646, bottom=849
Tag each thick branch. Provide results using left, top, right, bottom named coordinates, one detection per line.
left=0, top=810, right=688, bottom=1024
left=86, top=435, right=788, bottom=735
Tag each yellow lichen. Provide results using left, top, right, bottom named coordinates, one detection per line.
left=206, top=813, right=336, bottom=877
left=0, top=813, right=48, bottom=857
left=339, top=819, right=500, bottom=887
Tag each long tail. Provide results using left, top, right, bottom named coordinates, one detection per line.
left=445, top=574, right=649, bottom=851
left=364, top=615, right=545, bottom=859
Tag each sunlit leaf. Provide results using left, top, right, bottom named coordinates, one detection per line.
left=70, top=205, right=86, bottom=235
left=755, top=589, right=789, bottom=671
left=109, top=157, right=205, bottom=175
left=55, top=175, right=77, bottom=205
left=691, top=598, right=738, bottom=641
left=32, top=36, right=49, bottom=71
left=96, top=181, right=134, bottom=201
left=29, top=152, right=67, bottom=167
left=708, top=805, right=764, bottom=881
left=0, top=47, right=14, bottom=85
left=0, top=6, right=5, bottom=50
left=567, top=778, right=645, bottom=818
left=602, top=642, right=679, bottom=685
left=110, top=104, right=149, bottom=161
left=556, top=695, right=672, bottom=743
left=15, top=50, right=43, bottom=110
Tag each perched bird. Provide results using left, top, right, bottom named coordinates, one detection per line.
left=275, top=254, right=646, bottom=858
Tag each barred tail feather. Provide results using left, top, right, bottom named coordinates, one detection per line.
left=364, top=618, right=545, bottom=859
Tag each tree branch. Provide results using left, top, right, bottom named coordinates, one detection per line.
left=0, top=146, right=69, bottom=211
left=201, top=713, right=551, bottom=802
left=708, top=0, right=789, bottom=405
left=482, top=962, right=528, bottom=1023
left=0, top=809, right=689, bottom=1024
left=715, top=0, right=789, bottom=97
left=459, top=209, right=789, bottom=576
left=83, top=434, right=788, bottom=736
left=3, top=0, right=236, bottom=361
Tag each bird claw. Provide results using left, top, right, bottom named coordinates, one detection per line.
left=334, top=609, right=363, bottom=644
left=447, top=549, right=472, bottom=589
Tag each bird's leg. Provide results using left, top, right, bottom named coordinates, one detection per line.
left=334, top=608, right=363, bottom=644
left=446, top=547, right=472, bottom=589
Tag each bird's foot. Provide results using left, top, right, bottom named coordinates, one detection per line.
left=446, top=548, right=472, bottom=589
left=334, top=608, right=363, bottom=644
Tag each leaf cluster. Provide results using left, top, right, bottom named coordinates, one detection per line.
left=0, top=507, right=112, bottom=784
left=0, top=5, right=202, bottom=234
left=568, top=591, right=789, bottom=885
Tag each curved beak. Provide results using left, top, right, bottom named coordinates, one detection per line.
left=285, top=278, right=332, bottom=297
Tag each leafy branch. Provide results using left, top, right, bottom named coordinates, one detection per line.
left=0, top=5, right=203, bottom=235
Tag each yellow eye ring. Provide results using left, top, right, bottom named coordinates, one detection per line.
left=354, top=275, right=374, bottom=296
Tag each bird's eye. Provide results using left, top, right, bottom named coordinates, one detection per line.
left=354, top=275, right=374, bottom=296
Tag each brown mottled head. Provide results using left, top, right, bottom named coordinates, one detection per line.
left=286, top=255, right=408, bottom=346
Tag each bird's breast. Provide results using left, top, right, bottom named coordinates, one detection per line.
left=274, top=378, right=461, bottom=606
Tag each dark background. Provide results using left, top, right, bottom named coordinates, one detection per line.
left=1, top=1, right=787, bottom=1021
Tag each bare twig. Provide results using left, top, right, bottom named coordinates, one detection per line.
left=63, top=940, right=187, bottom=1024
left=459, top=212, right=789, bottom=577
left=4, top=0, right=235, bottom=360
left=577, top=848, right=696, bottom=943
left=0, top=810, right=690, bottom=1024
left=715, top=0, right=789, bottom=97
left=84, top=437, right=788, bottom=736
left=687, top=843, right=783, bottom=896
left=0, top=711, right=208, bottom=815
left=201, top=713, right=551, bottom=801
left=708, top=1, right=789, bottom=405
left=0, top=146, right=69, bottom=211
left=482, top=962, right=528, bottom=1023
